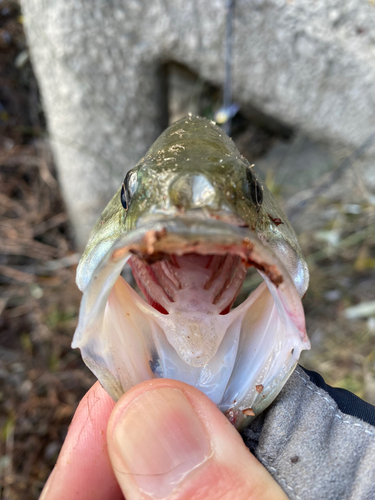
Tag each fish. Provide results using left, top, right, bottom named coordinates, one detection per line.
left=72, top=114, right=310, bottom=429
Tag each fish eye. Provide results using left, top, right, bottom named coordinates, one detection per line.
left=120, top=183, right=128, bottom=210
left=120, top=170, right=138, bottom=211
left=245, top=167, right=263, bottom=212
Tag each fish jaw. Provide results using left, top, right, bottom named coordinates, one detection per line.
left=72, top=218, right=309, bottom=429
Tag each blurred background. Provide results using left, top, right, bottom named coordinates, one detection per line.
left=0, top=0, right=375, bottom=498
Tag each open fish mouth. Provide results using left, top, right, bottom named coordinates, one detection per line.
left=73, top=216, right=309, bottom=429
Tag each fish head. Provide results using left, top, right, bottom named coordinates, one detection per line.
left=73, top=115, right=310, bottom=429
left=124, top=116, right=258, bottom=228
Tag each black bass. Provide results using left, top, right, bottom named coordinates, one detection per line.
left=72, top=115, right=310, bottom=429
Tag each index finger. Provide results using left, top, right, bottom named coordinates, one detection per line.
left=40, top=382, right=123, bottom=500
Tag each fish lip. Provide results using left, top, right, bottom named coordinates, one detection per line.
left=109, top=217, right=287, bottom=292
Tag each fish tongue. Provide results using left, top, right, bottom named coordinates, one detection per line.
left=153, top=309, right=232, bottom=367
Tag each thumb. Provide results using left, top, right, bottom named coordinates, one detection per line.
left=107, top=379, right=288, bottom=500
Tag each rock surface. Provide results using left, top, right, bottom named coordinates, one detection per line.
left=21, top=0, right=375, bottom=246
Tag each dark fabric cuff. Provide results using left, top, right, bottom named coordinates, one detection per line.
left=300, top=365, right=375, bottom=427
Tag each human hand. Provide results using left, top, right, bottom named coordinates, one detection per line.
left=39, top=379, right=288, bottom=500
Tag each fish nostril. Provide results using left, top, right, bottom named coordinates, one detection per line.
left=169, top=174, right=216, bottom=209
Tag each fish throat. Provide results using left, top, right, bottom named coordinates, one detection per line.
left=130, top=252, right=247, bottom=317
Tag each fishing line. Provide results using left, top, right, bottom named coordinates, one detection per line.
left=222, top=0, right=235, bottom=136
left=215, top=0, right=237, bottom=135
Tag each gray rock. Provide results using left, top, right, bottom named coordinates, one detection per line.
left=21, top=0, right=375, bottom=247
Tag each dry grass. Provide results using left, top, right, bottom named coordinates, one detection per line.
left=299, top=203, right=375, bottom=403
left=0, top=136, right=96, bottom=500
left=0, top=4, right=94, bottom=498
